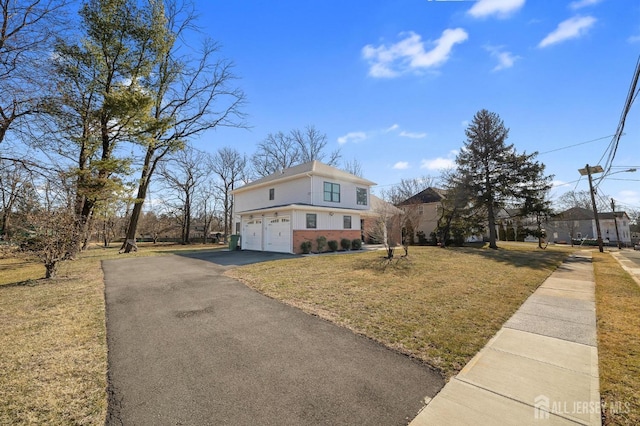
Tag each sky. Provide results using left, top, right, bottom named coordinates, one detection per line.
left=190, top=0, right=640, bottom=212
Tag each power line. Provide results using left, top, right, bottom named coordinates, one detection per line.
left=596, top=55, right=640, bottom=183
left=538, top=134, right=615, bottom=155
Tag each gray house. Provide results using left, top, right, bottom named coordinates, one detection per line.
left=546, top=207, right=632, bottom=246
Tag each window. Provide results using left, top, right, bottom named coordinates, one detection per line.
left=306, top=213, right=317, bottom=229
left=343, top=215, right=352, bottom=229
left=356, top=187, right=368, bottom=205
left=269, top=188, right=275, bottom=200
left=324, top=182, right=340, bottom=202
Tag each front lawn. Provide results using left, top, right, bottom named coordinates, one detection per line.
left=227, top=243, right=571, bottom=378
left=594, top=252, right=640, bottom=425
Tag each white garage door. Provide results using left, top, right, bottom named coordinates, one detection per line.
left=242, top=219, right=262, bottom=251
left=265, top=216, right=291, bottom=253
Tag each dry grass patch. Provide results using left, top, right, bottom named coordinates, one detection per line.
left=594, top=252, right=640, bottom=425
left=0, top=242, right=226, bottom=424
left=0, top=258, right=107, bottom=424
left=228, top=243, right=570, bottom=378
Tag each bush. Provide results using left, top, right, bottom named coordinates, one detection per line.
left=351, top=239, right=362, bottom=250
left=416, top=230, right=428, bottom=245
left=328, top=240, right=338, bottom=252
left=340, top=238, right=351, bottom=250
left=316, top=235, right=327, bottom=252
left=300, top=240, right=312, bottom=254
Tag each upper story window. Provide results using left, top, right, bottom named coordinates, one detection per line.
left=324, top=182, right=340, bottom=203
left=356, top=187, right=367, bottom=205
left=269, top=188, right=275, bottom=200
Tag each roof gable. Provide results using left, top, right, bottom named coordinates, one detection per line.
left=398, top=187, right=446, bottom=205
left=234, top=160, right=376, bottom=193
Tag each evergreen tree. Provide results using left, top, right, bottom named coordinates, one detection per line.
left=454, top=109, right=552, bottom=249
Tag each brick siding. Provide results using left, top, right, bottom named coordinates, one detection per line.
left=293, top=230, right=361, bottom=254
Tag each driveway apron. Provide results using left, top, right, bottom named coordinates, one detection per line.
left=103, top=252, right=443, bottom=425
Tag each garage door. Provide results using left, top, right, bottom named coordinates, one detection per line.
left=242, top=219, right=262, bottom=251
left=265, top=217, right=291, bottom=253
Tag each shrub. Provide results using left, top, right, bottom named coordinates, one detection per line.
left=416, top=231, right=428, bottom=245
left=340, top=238, right=351, bottom=251
left=328, top=240, right=338, bottom=252
left=351, top=239, right=362, bottom=250
left=316, top=235, right=327, bottom=252
left=300, top=240, right=312, bottom=254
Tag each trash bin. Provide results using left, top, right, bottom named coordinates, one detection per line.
left=229, top=234, right=240, bottom=251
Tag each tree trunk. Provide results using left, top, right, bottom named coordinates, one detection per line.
left=45, top=261, right=58, bottom=279
left=121, top=150, right=155, bottom=253
left=487, top=203, right=498, bottom=249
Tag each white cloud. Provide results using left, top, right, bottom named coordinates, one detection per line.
left=468, top=0, right=525, bottom=19
left=484, top=45, right=520, bottom=71
left=551, top=180, right=570, bottom=188
left=538, top=16, right=596, bottom=48
left=569, top=0, right=602, bottom=10
left=362, top=29, right=468, bottom=78
left=399, top=131, right=427, bottom=139
left=420, top=157, right=456, bottom=170
left=337, top=131, right=367, bottom=145
left=628, top=34, right=640, bottom=43
left=617, top=190, right=640, bottom=206
left=386, top=124, right=400, bottom=132
left=461, top=120, right=469, bottom=128
left=393, top=161, right=410, bottom=170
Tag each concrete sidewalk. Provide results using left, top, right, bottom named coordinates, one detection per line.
left=410, top=251, right=601, bottom=426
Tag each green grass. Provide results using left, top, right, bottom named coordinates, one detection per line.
left=594, top=252, right=640, bottom=425
left=0, top=242, right=225, bottom=424
left=228, top=242, right=572, bottom=378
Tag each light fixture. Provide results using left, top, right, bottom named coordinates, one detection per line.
left=329, top=212, right=334, bottom=216
left=274, top=212, right=278, bottom=217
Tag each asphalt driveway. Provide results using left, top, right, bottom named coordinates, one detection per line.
left=103, top=250, right=444, bottom=425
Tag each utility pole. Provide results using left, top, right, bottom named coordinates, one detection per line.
left=579, top=164, right=604, bottom=253
left=611, top=198, right=622, bottom=249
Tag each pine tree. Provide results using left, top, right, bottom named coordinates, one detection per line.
left=455, top=109, right=552, bottom=249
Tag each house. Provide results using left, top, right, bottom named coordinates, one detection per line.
left=397, top=187, right=446, bottom=243
left=232, top=161, right=375, bottom=254
left=545, top=207, right=633, bottom=246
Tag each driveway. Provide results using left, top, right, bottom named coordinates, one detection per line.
left=103, top=250, right=444, bottom=425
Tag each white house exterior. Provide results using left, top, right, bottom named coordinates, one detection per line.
left=232, top=161, right=375, bottom=253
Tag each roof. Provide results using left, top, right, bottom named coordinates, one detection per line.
left=552, top=207, right=594, bottom=221
left=398, top=187, right=446, bottom=205
left=233, top=160, right=376, bottom=193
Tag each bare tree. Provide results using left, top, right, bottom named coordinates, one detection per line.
left=251, top=131, right=300, bottom=178
left=291, top=125, right=340, bottom=165
left=209, top=147, right=247, bottom=242
left=194, top=180, right=222, bottom=244
left=555, top=190, right=608, bottom=212
left=158, top=146, right=208, bottom=244
left=343, top=158, right=364, bottom=177
left=365, top=192, right=403, bottom=258
left=0, top=159, right=31, bottom=239
left=120, top=1, right=246, bottom=253
left=251, top=125, right=340, bottom=177
left=0, top=0, right=69, bottom=146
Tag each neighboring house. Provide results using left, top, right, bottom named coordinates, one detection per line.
left=232, top=161, right=375, bottom=254
left=397, top=187, right=446, bottom=242
left=494, top=208, right=539, bottom=242
left=545, top=207, right=632, bottom=245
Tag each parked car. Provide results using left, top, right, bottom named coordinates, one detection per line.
left=634, top=243, right=640, bottom=251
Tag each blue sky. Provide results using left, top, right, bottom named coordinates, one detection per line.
left=193, top=0, right=640, bottom=211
